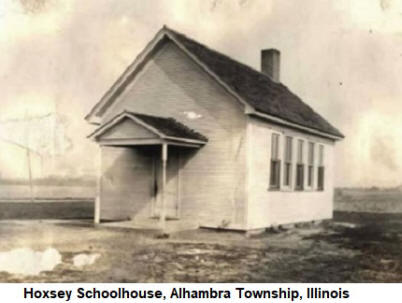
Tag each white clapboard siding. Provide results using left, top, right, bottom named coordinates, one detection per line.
left=99, top=41, right=247, bottom=228
left=246, top=117, right=335, bottom=229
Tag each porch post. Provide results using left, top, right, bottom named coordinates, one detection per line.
left=159, top=143, right=168, bottom=231
left=94, top=146, right=102, bottom=224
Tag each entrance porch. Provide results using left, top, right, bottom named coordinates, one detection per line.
left=88, top=111, right=207, bottom=231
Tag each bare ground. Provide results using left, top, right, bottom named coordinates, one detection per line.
left=0, top=211, right=401, bottom=282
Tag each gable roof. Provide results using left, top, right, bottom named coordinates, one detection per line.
left=88, top=111, right=208, bottom=143
left=86, top=26, right=343, bottom=139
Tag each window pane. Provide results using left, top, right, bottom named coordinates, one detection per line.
left=270, top=161, right=276, bottom=186
left=296, top=164, right=304, bottom=190
left=285, top=136, right=292, bottom=162
left=308, top=165, right=313, bottom=187
left=308, top=142, right=315, bottom=165
left=297, top=139, right=304, bottom=163
left=271, top=134, right=279, bottom=160
left=284, top=162, right=291, bottom=186
left=318, top=166, right=325, bottom=190
left=270, top=160, right=281, bottom=188
left=319, top=145, right=324, bottom=166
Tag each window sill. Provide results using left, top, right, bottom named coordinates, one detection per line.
left=268, top=188, right=301, bottom=192
left=267, top=188, right=325, bottom=193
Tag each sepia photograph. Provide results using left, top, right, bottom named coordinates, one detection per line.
left=0, top=0, right=401, bottom=283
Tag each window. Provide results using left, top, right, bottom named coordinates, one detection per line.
left=317, top=145, right=325, bottom=191
left=269, top=133, right=281, bottom=189
left=295, top=139, right=304, bottom=190
left=307, top=142, right=315, bottom=187
left=283, top=136, right=293, bottom=187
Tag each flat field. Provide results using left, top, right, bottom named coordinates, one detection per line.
left=0, top=201, right=93, bottom=220
left=334, top=187, right=402, bottom=213
left=0, top=212, right=400, bottom=282
left=0, top=188, right=400, bottom=282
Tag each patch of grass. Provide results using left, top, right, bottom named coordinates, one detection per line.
left=335, top=188, right=402, bottom=213
left=0, top=201, right=93, bottom=220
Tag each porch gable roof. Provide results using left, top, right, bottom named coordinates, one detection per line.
left=88, top=111, right=208, bottom=145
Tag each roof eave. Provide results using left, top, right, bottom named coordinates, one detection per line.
left=85, top=26, right=344, bottom=142
left=164, top=31, right=250, bottom=110
left=87, top=111, right=166, bottom=140
left=250, top=110, right=344, bottom=141
left=88, top=111, right=209, bottom=145
left=85, top=27, right=168, bottom=122
left=85, top=27, right=250, bottom=122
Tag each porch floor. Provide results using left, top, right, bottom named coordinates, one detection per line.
left=101, top=217, right=199, bottom=233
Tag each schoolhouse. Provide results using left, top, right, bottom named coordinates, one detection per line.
left=85, top=26, right=344, bottom=231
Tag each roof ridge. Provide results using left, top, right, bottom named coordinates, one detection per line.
left=163, top=26, right=343, bottom=138
left=87, top=26, right=343, bottom=139
left=163, top=26, right=281, bottom=85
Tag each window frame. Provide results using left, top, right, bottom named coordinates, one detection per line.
left=283, top=136, right=293, bottom=188
left=295, top=139, right=304, bottom=191
left=307, top=142, right=315, bottom=189
left=269, top=133, right=281, bottom=190
left=317, top=144, right=325, bottom=191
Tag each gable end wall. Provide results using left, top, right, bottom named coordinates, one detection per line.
left=99, top=41, right=248, bottom=229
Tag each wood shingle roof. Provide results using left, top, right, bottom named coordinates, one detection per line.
left=129, top=112, right=208, bottom=142
left=165, top=27, right=343, bottom=138
left=86, top=26, right=343, bottom=139
left=88, top=111, right=208, bottom=143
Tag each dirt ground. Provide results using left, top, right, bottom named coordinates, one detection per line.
left=0, top=211, right=401, bottom=282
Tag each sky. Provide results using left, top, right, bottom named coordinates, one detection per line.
left=0, top=0, right=401, bottom=187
